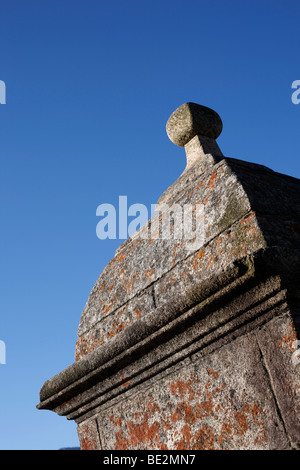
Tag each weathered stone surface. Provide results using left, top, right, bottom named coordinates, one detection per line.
left=37, top=248, right=300, bottom=450
left=37, top=103, right=300, bottom=450
left=77, top=417, right=102, bottom=450
left=75, top=287, right=155, bottom=360
left=166, top=102, right=222, bottom=147
left=75, top=157, right=270, bottom=356
left=75, top=153, right=300, bottom=357
left=256, top=314, right=300, bottom=448
left=101, top=333, right=289, bottom=450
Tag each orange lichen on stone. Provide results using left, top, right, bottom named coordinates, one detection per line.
left=206, top=170, right=218, bottom=191
left=234, top=410, right=249, bottom=436
left=110, top=414, right=122, bottom=427
left=171, top=402, right=196, bottom=425
left=123, top=273, right=139, bottom=294
left=171, top=243, right=180, bottom=266
left=120, top=374, right=132, bottom=388
left=195, top=399, right=214, bottom=419
left=103, top=304, right=112, bottom=315
left=208, top=368, right=219, bottom=379
left=113, top=397, right=168, bottom=450
left=176, top=424, right=217, bottom=450
left=107, top=366, right=271, bottom=450
left=79, top=426, right=97, bottom=450
left=190, top=248, right=205, bottom=272
left=278, top=321, right=297, bottom=352
left=169, top=376, right=199, bottom=401
left=96, top=282, right=105, bottom=295
left=75, top=335, right=105, bottom=361
left=81, top=436, right=96, bottom=450
left=134, top=308, right=141, bottom=320
left=143, top=268, right=154, bottom=281
left=105, top=320, right=126, bottom=340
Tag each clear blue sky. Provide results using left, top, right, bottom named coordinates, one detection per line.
left=1, top=0, right=300, bottom=450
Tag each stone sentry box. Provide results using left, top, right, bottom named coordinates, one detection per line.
left=37, top=103, right=300, bottom=450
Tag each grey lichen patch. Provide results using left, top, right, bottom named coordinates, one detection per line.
left=217, top=193, right=249, bottom=235
left=185, top=261, right=245, bottom=307
left=166, top=102, right=223, bottom=147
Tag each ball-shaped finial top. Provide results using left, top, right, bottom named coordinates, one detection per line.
left=166, top=102, right=223, bottom=147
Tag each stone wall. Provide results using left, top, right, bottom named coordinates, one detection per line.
left=37, top=103, right=300, bottom=450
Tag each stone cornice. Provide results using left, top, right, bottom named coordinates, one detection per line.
left=37, top=247, right=299, bottom=421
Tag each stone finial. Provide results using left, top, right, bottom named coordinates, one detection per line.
left=166, top=102, right=224, bottom=169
